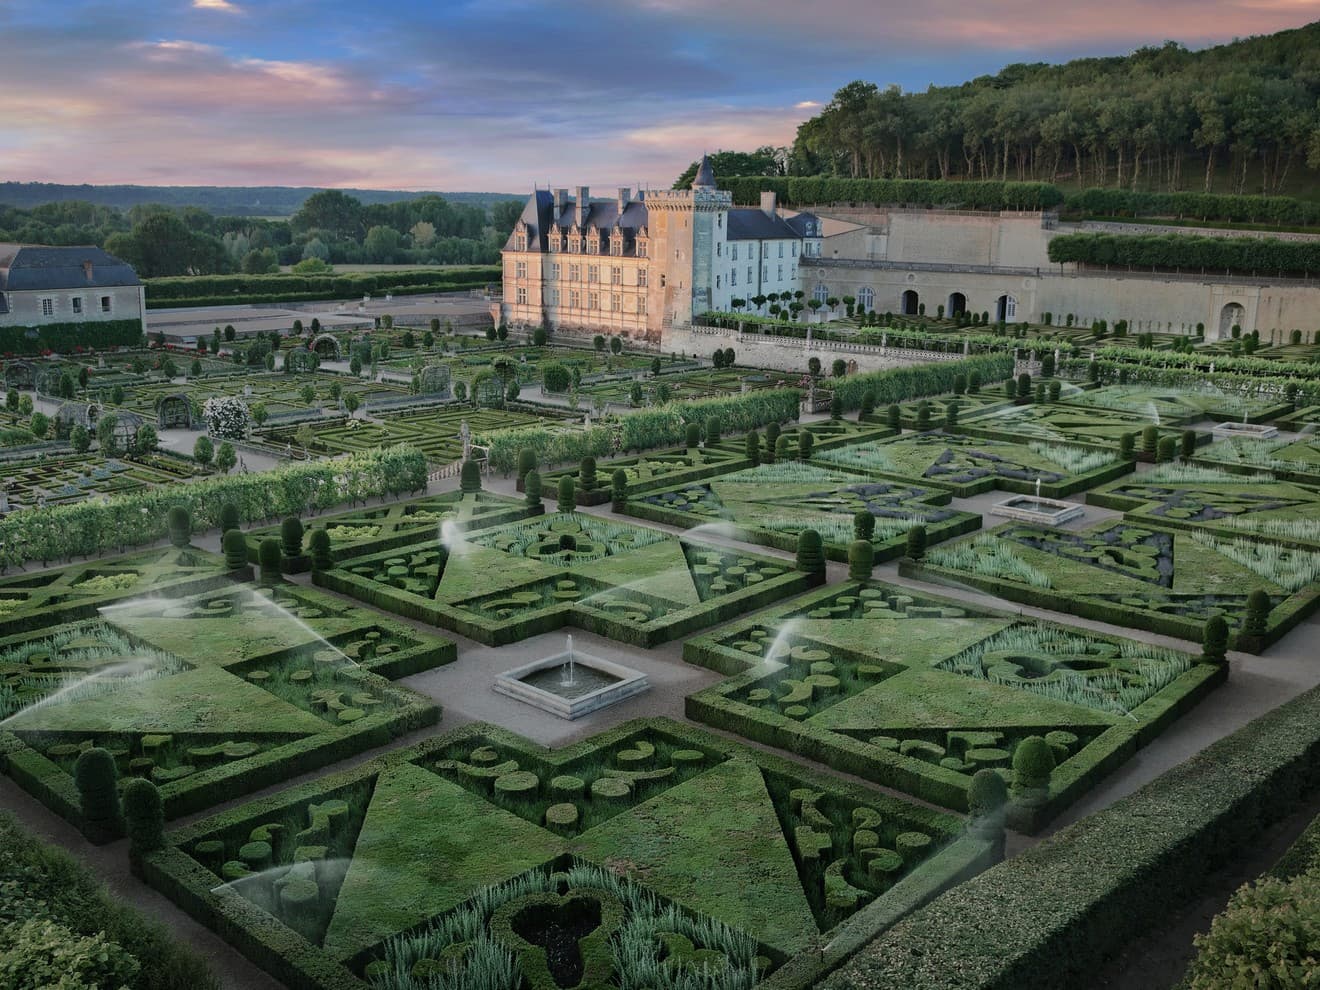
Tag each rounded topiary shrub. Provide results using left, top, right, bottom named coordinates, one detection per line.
left=1119, top=432, right=1136, bottom=459
left=775, top=435, right=790, bottom=462
left=906, top=525, right=927, bottom=561
left=968, top=767, right=1008, bottom=818
left=848, top=539, right=874, bottom=582
left=796, top=529, right=825, bottom=574
left=1202, top=614, right=1229, bottom=664
left=798, top=430, right=814, bottom=461
left=74, top=747, right=121, bottom=835
left=222, top=529, right=248, bottom=571
left=745, top=429, right=761, bottom=467
left=705, top=416, right=722, bottom=443
left=611, top=468, right=628, bottom=511
left=309, top=528, right=333, bottom=571
left=517, top=447, right=538, bottom=484
left=219, top=502, right=241, bottom=535
left=460, top=458, right=482, bottom=493
left=524, top=469, right=542, bottom=507
left=122, top=777, right=164, bottom=854
left=1244, top=589, right=1271, bottom=637
left=1141, top=425, right=1159, bottom=455
left=557, top=475, right=576, bottom=513
left=765, top=420, right=780, bottom=449
left=1157, top=436, right=1176, bottom=463
left=854, top=510, right=875, bottom=542
left=1011, top=735, right=1055, bottom=803
left=258, top=538, right=282, bottom=585
left=281, top=516, right=304, bottom=557
left=558, top=533, right=577, bottom=552
left=1181, top=429, right=1197, bottom=459
left=1016, top=372, right=1032, bottom=400
left=945, top=399, right=960, bottom=428
left=829, top=394, right=843, bottom=421
left=579, top=456, right=597, bottom=491
left=968, top=371, right=981, bottom=394
left=916, top=401, right=932, bottom=430
left=952, top=374, right=966, bottom=396
left=686, top=422, right=702, bottom=449
left=886, top=403, right=901, bottom=430
left=859, top=389, right=876, bottom=417
left=166, top=506, right=191, bottom=548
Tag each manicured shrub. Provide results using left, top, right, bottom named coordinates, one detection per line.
left=524, top=469, right=542, bottom=506
left=166, top=506, right=191, bottom=548
left=122, top=778, right=164, bottom=854
left=798, top=430, right=814, bottom=461
left=775, top=434, right=790, bottom=462
left=916, top=401, right=931, bottom=430
left=1181, top=429, right=1197, bottom=459
left=218, top=502, right=240, bottom=535
left=280, top=515, right=304, bottom=557
left=848, top=539, right=874, bottom=581
left=1141, top=425, right=1159, bottom=456
left=1034, top=383, right=1046, bottom=405
left=579, top=456, right=597, bottom=491
left=1012, top=736, right=1055, bottom=806
left=906, top=524, right=927, bottom=561
left=308, top=527, right=333, bottom=571
left=611, top=469, right=628, bottom=511
left=830, top=394, right=843, bottom=421
left=460, top=458, right=482, bottom=493
left=886, top=403, right=901, bottom=429
left=558, top=475, right=575, bottom=513
left=859, top=389, right=876, bottom=417
left=1041, top=353, right=1055, bottom=378
left=705, top=416, right=722, bottom=443
left=1119, top=432, right=1135, bottom=459
left=1017, top=373, right=1032, bottom=401
left=968, top=768, right=1008, bottom=818
left=517, top=447, right=538, bottom=483
left=258, top=538, right=282, bottom=585
left=686, top=422, right=702, bottom=449
left=1203, top=615, right=1229, bottom=664
left=854, top=510, right=875, bottom=542
left=952, top=374, right=966, bottom=396
left=222, top=529, right=247, bottom=570
left=968, top=371, right=981, bottom=394
left=765, top=420, right=780, bottom=450
left=796, top=529, right=825, bottom=574
left=1244, top=589, right=1271, bottom=637
left=745, top=429, right=761, bottom=466
left=1156, top=436, right=1176, bottom=462
left=945, top=399, right=960, bottom=428
left=1088, top=360, right=1101, bottom=383
left=73, top=748, right=120, bottom=834
left=1048, top=381, right=1061, bottom=402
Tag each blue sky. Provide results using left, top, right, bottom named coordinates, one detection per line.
left=2, top=0, right=1318, bottom=192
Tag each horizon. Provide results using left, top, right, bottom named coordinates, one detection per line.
left=2, top=2, right=1319, bottom=193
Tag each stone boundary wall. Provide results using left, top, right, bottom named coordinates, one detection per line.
left=665, top=323, right=966, bottom=374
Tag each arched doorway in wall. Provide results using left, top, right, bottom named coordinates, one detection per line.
left=901, top=290, right=919, bottom=315
left=1219, top=303, right=1245, bottom=340
left=947, top=292, right=967, bottom=318
left=996, top=294, right=1017, bottom=322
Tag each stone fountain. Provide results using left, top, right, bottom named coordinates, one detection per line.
left=493, top=633, right=649, bottom=720
left=990, top=473, right=1085, bottom=527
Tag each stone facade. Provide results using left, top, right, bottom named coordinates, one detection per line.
left=0, top=245, right=144, bottom=329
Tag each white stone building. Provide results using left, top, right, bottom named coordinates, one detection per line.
left=0, top=245, right=144, bottom=330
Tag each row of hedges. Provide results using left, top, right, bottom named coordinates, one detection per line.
left=823, top=681, right=1320, bottom=990
left=1064, top=357, right=1320, bottom=405
left=0, top=445, right=428, bottom=568
left=1048, top=232, right=1320, bottom=276
left=0, top=318, right=143, bottom=356
left=719, top=176, right=1064, bottom=212
left=827, top=354, right=1014, bottom=411
left=1090, top=345, right=1320, bottom=380
left=478, top=389, right=802, bottom=474
left=0, top=811, right=218, bottom=990
left=143, top=266, right=498, bottom=302
left=1064, top=187, right=1320, bottom=227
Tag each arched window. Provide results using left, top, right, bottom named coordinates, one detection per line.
left=901, top=290, right=919, bottom=315
left=812, top=284, right=829, bottom=304
left=996, top=294, right=1017, bottom=322
left=857, top=287, right=874, bottom=311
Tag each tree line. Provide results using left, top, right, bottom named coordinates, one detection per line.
left=680, top=22, right=1320, bottom=197
left=0, top=191, right=524, bottom=278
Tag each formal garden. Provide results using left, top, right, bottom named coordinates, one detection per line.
left=0, top=347, right=1317, bottom=990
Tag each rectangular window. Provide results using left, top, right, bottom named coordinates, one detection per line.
left=41, top=298, right=53, bottom=316
left=569, top=289, right=581, bottom=308
left=637, top=295, right=647, bottom=315
left=717, top=243, right=722, bottom=257
left=611, top=266, right=622, bottom=285
left=732, top=244, right=738, bottom=261
left=610, top=293, right=619, bottom=312
left=569, top=264, right=580, bottom=281
left=588, top=292, right=599, bottom=310
left=100, top=296, right=112, bottom=313
left=549, top=288, right=561, bottom=305
left=637, top=242, right=647, bottom=258
left=792, top=243, right=798, bottom=256
left=588, top=266, right=599, bottom=284
left=638, top=268, right=648, bottom=288
left=660, top=273, right=667, bottom=287
left=716, top=276, right=721, bottom=288
left=550, top=263, right=561, bottom=279
left=747, top=267, right=752, bottom=283
left=763, top=265, right=769, bottom=281
left=514, top=261, right=527, bottom=279
left=779, top=243, right=784, bottom=258
left=515, top=287, right=528, bottom=304
left=730, top=269, right=737, bottom=286
left=71, top=297, right=83, bottom=314
left=777, top=265, right=783, bottom=280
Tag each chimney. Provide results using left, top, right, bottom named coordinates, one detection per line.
left=576, top=186, right=590, bottom=227
left=552, top=188, right=567, bottom=222
left=760, top=191, right=777, bottom=218
left=82, top=260, right=94, bottom=280
left=617, top=187, right=630, bottom=214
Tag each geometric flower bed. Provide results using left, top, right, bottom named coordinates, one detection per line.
left=1194, top=432, right=1320, bottom=485
left=317, top=513, right=818, bottom=646
left=539, top=443, right=749, bottom=503
left=684, top=581, right=1222, bottom=833
left=626, top=462, right=979, bottom=563
left=813, top=431, right=1131, bottom=498
left=0, top=454, right=203, bottom=511
left=0, top=581, right=453, bottom=833
left=244, top=490, right=539, bottom=567
left=959, top=401, right=1189, bottom=448
left=140, top=719, right=989, bottom=990
left=1070, top=384, right=1290, bottom=426
left=905, top=519, right=1320, bottom=651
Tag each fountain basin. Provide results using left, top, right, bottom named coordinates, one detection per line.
left=1211, top=422, right=1278, bottom=441
left=991, top=495, right=1085, bottom=527
left=493, top=651, right=649, bottom=720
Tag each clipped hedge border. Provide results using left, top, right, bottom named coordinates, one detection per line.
left=141, top=716, right=994, bottom=990
left=537, top=449, right=751, bottom=500
left=900, top=523, right=1320, bottom=653
left=683, top=580, right=1222, bottom=832
left=822, top=682, right=1320, bottom=990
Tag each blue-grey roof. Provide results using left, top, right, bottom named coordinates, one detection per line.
left=783, top=212, right=821, bottom=237
left=692, top=155, right=716, bottom=188
left=504, top=192, right=650, bottom=254
left=726, top=209, right=807, bottom=241
left=0, top=245, right=141, bottom=291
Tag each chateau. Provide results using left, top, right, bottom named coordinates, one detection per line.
left=498, top=156, right=822, bottom=343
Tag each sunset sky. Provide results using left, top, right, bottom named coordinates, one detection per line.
left=3, top=0, right=1318, bottom=193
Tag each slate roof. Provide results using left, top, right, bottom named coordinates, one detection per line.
left=0, top=245, right=142, bottom=292
left=692, top=154, right=717, bottom=188
left=504, top=192, right=650, bottom=253
left=726, top=208, right=815, bottom=242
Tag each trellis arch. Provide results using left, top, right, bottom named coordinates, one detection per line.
left=310, top=334, right=341, bottom=359
left=418, top=365, right=452, bottom=397
left=3, top=360, right=36, bottom=390
left=156, top=393, right=193, bottom=429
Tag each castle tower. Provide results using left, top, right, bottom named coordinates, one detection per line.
left=644, top=154, right=731, bottom=332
